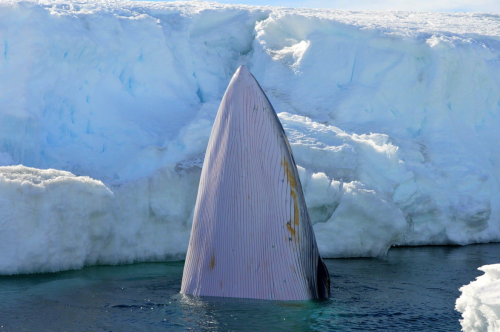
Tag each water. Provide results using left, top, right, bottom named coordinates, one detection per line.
left=1, top=244, right=499, bottom=331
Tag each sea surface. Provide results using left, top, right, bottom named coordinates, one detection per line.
left=1, top=244, right=499, bottom=331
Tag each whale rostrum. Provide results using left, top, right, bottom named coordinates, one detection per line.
left=181, top=66, right=330, bottom=300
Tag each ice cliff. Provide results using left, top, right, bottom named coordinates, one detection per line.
left=1, top=0, right=500, bottom=273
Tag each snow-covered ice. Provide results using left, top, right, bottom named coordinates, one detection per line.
left=0, top=165, right=193, bottom=274
left=1, top=0, right=500, bottom=273
left=456, top=264, right=500, bottom=332
left=0, top=166, right=113, bottom=274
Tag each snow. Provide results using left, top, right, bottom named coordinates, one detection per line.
left=456, top=264, right=500, bottom=332
left=1, top=0, right=500, bottom=273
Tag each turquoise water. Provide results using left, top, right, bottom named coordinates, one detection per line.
left=1, top=244, right=499, bottom=331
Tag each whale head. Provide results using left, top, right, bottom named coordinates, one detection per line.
left=181, top=65, right=330, bottom=300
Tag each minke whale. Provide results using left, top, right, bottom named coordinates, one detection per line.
left=181, top=66, right=330, bottom=300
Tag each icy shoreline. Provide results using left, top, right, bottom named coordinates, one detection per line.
left=1, top=0, right=500, bottom=274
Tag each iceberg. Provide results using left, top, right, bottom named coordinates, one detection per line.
left=0, top=166, right=114, bottom=274
left=456, top=264, right=500, bottom=332
left=0, top=165, right=193, bottom=274
left=0, top=0, right=500, bottom=273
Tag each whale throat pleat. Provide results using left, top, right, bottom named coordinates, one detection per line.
left=181, top=66, right=329, bottom=300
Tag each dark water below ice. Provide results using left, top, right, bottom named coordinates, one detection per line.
left=1, top=244, right=499, bottom=331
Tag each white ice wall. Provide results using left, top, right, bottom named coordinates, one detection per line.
left=0, top=165, right=197, bottom=274
left=1, top=0, right=500, bottom=273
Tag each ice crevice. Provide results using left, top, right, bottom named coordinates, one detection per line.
left=1, top=0, right=500, bottom=274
